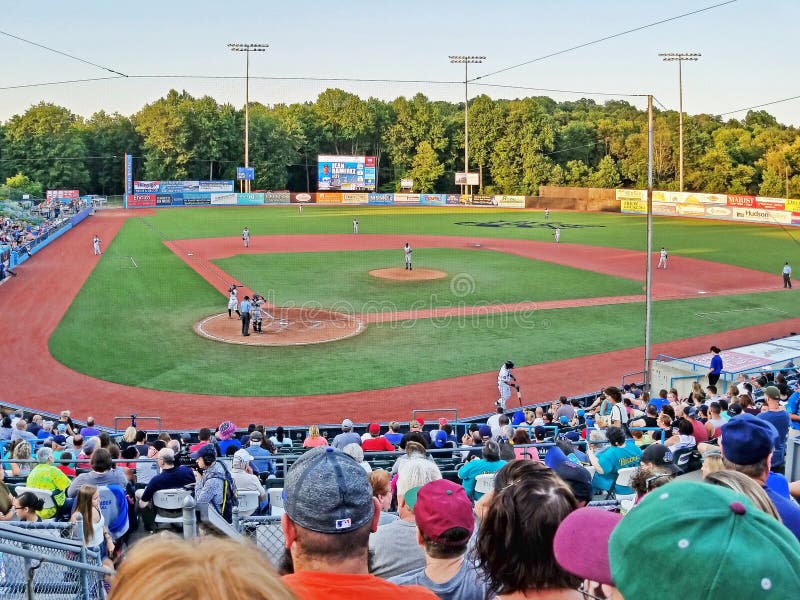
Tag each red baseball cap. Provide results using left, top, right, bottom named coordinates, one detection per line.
left=368, top=423, right=380, bottom=435
left=553, top=507, right=621, bottom=585
left=413, top=480, right=474, bottom=546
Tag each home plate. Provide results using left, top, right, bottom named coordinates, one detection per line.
left=187, top=253, right=194, bottom=256
left=697, top=290, right=707, bottom=294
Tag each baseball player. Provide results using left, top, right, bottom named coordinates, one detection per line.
left=553, top=227, right=561, bottom=243
left=658, top=247, right=668, bottom=269
left=242, top=227, right=250, bottom=248
left=544, top=208, right=550, bottom=221
left=251, top=294, right=263, bottom=333
left=497, top=360, right=518, bottom=410
left=353, top=219, right=359, bottom=234
left=227, top=285, right=240, bottom=319
left=403, top=242, right=413, bottom=270
left=92, top=235, right=102, bottom=256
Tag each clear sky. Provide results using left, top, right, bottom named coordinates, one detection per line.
left=1, top=0, right=798, bottom=125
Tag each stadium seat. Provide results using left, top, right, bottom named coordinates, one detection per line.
left=268, top=487, right=284, bottom=510
left=236, top=490, right=260, bottom=518
left=152, top=488, right=192, bottom=527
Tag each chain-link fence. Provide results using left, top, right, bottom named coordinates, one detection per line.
left=0, top=521, right=109, bottom=600
left=234, top=515, right=285, bottom=567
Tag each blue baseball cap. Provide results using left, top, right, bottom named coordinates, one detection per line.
left=720, top=413, right=777, bottom=465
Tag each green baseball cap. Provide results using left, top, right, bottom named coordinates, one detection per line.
left=609, top=481, right=800, bottom=598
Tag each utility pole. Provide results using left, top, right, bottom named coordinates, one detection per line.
left=659, top=52, right=701, bottom=192
left=449, top=55, right=485, bottom=195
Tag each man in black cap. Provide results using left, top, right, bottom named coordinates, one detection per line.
left=281, top=447, right=435, bottom=599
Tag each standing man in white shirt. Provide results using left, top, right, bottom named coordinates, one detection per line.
left=783, top=261, right=792, bottom=288
left=242, top=226, right=250, bottom=248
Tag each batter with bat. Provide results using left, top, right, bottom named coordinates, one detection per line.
left=497, top=360, right=521, bottom=410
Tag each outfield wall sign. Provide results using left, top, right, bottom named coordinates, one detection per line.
left=236, top=167, right=255, bottom=181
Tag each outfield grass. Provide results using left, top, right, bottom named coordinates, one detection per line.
left=47, top=206, right=800, bottom=396
left=214, top=248, right=643, bottom=311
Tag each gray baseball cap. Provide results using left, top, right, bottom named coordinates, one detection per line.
left=284, top=446, right=374, bottom=534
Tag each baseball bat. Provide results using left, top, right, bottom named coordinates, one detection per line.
left=516, top=385, right=522, bottom=406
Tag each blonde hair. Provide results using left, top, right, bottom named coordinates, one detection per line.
left=109, top=534, right=295, bottom=600
left=12, top=442, right=31, bottom=460
left=307, top=424, right=320, bottom=438
left=702, top=453, right=725, bottom=475
left=704, top=470, right=781, bottom=521
left=74, top=484, right=98, bottom=544
left=368, top=468, right=391, bottom=497
left=122, top=427, right=137, bottom=444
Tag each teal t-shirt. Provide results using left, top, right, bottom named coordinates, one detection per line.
left=592, top=441, right=642, bottom=494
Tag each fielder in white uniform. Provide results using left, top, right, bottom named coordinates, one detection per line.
left=544, top=208, right=550, bottom=221
left=92, top=235, right=102, bottom=256
left=497, top=360, right=517, bottom=410
left=242, top=227, right=250, bottom=248
left=227, top=286, right=240, bottom=319
left=404, top=242, right=413, bottom=270
left=353, top=219, right=359, bottom=234
left=554, top=228, right=561, bottom=243
left=658, top=247, right=668, bottom=269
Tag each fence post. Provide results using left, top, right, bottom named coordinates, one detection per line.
left=232, top=503, right=240, bottom=531
left=182, top=495, right=197, bottom=539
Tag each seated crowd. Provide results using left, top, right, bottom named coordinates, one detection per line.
left=2, top=372, right=800, bottom=599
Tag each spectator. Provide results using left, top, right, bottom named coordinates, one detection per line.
left=137, top=448, right=195, bottom=510
left=11, top=419, right=36, bottom=443
left=0, top=416, right=11, bottom=440
left=370, top=457, right=443, bottom=578
left=67, top=448, right=128, bottom=498
left=476, top=464, right=579, bottom=598
left=663, top=418, right=697, bottom=454
left=269, top=426, right=294, bottom=450
left=368, top=469, right=398, bottom=526
left=389, top=480, right=487, bottom=600
left=547, top=452, right=594, bottom=507
left=511, top=428, right=539, bottom=460
left=786, top=380, right=800, bottom=435
left=343, top=443, right=372, bottom=473
left=119, top=426, right=138, bottom=450
left=281, top=447, right=435, bottom=598
left=362, top=423, right=396, bottom=452
left=681, top=405, right=709, bottom=443
left=301, top=424, right=328, bottom=448
left=628, top=464, right=675, bottom=502
left=80, top=417, right=101, bottom=438
left=332, top=419, right=362, bottom=449
left=719, top=413, right=800, bottom=540
left=586, top=426, right=642, bottom=496
left=392, top=433, right=433, bottom=476
left=553, top=481, right=800, bottom=600
left=10, top=441, right=32, bottom=477
left=758, top=386, right=790, bottom=474
left=0, top=491, right=44, bottom=522
left=132, top=430, right=149, bottom=456
left=26, top=414, right=43, bottom=437
left=57, top=410, right=76, bottom=436
left=384, top=422, right=404, bottom=446
left=215, top=421, right=241, bottom=456
left=700, top=447, right=725, bottom=478
left=76, top=436, right=99, bottom=470
left=705, top=402, right=726, bottom=438
left=189, top=427, right=212, bottom=453
left=25, top=447, right=70, bottom=519
left=71, top=484, right=115, bottom=564
left=231, top=449, right=267, bottom=512
left=245, top=431, right=276, bottom=475
left=191, top=444, right=237, bottom=522
left=704, top=470, right=780, bottom=520
left=110, top=535, right=296, bottom=600
left=458, top=440, right=507, bottom=501
left=486, top=407, right=505, bottom=439
left=604, top=386, right=628, bottom=430
left=640, top=443, right=679, bottom=474
left=36, top=420, right=54, bottom=440
left=56, top=451, right=76, bottom=477
left=428, top=418, right=450, bottom=446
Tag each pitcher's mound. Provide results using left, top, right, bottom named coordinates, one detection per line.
left=195, top=307, right=364, bottom=346
left=370, top=267, right=448, bottom=281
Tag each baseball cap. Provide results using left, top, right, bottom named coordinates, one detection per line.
left=249, top=431, right=263, bottom=442
left=341, top=418, right=354, bottom=429
left=284, top=447, right=374, bottom=534
left=565, top=431, right=581, bottom=442
left=720, top=413, right=777, bottom=465
left=764, top=386, right=781, bottom=401
left=641, top=444, right=679, bottom=473
left=553, top=461, right=593, bottom=505
left=51, top=434, right=67, bottom=446
left=412, top=480, right=474, bottom=546
left=368, top=423, right=380, bottom=435
left=554, top=507, right=622, bottom=585
left=233, top=449, right=254, bottom=464
left=534, top=425, right=546, bottom=438
left=433, top=430, right=448, bottom=448
left=559, top=415, right=569, bottom=425
left=544, top=445, right=569, bottom=469
left=478, top=425, right=492, bottom=438
left=683, top=405, right=697, bottom=418
left=217, top=421, right=236, bottom=440
left=191, top=444, right=217, bottom=461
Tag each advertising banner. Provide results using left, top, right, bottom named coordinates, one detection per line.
left=786, top=199, right=800, bottom=212
left=727, top=194, right=755, bottom=208
left=620, top=199, right=647, bottom=214
left=703, top=204, right=734, bottom=219
left=675, top=203, right=706, bottom=217
left=291, top=192, right=315, bottom=204
left=653, top=202, right=678, bottom=215
left=263, top=191, right=291, bottom=204
left=182, top=181, right=200, bottom=192
left=158, top=181, right=187, bottom=193
left=445, top=194, right=461, bottom=205
left=182, top=192, right=212, bottom=205
left=317, top=155, right=376, bottom=191
left=470, top=195, right=495, bottom=206
left=616, top=189, right=646, bottom=201
left=393, top=193, right=420, bottom=204
left=495, top=195, right=526, bottom=208
left=128, top=194, right=157, bottom=207
left=133, top=181, right=160, bottom=193
left=198, top=180, right=234, bottom=193
left=420, top=194, right=446, bottom=206
left=238, top=193, right=265, bottom=205
left=46, top=189, right=80, bottom=200
left=732, top=207, right=791, bottom=225
left=156, top=194, right=174, bottom=206
left=125, top=154, right=133, bottom=196
left=367, top=193, right=393, bottom=205
left=792, top=213, right=800, bottom=226
left=663, top=191, right=727, bottom=204
left=236, top=167, right=255, bottom=181
left=455, top=172, right=480, bottom=186
left=317, top=192, right=342, bottom=204
left=211, top=193, right=238, bottom=206
left=755, top=197, right=786, bottom=211
left=342, top=193, right=365, bottom=205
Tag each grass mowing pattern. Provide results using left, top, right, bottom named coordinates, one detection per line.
left=48, top=208, right=799, bottom=396
left=214, top=248, right=644, bottom=311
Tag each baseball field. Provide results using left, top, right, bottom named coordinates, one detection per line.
left=4, top=205, right=799, bottom=428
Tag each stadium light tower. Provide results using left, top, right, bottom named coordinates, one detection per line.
left=659, top=52, right=701, bottom=192
left=449, top=55, right=485, bottom=191
left=228, top=42, right=269, bottom=192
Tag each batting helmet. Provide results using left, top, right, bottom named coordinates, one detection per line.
left=504, top=360, right=514, bottom=369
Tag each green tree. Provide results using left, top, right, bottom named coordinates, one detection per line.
left=133, top=90, right=194, bottom=179
left=564, top=160, right=592, bottom=186
left=4, top=102, right=90, bottom=191
left=0, top=173, right=43, bottom=200
left=588, top=155, right=622, bottom=188
left=406, top=141, right=444, bottom=192
left=468, top=95, right=505, bottom=191
left=248, top=104, right=301, bottom=190
left=84, top=111, right=141, bottom=194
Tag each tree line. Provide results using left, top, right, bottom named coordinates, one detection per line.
left=0, top=88, right=798, bottom=198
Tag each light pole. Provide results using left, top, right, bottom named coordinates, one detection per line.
left=449, top=55, right=485, bottom=194
left=228, top=42, right=269, bottom=192
left=659, top=52, right=700, bottom=192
